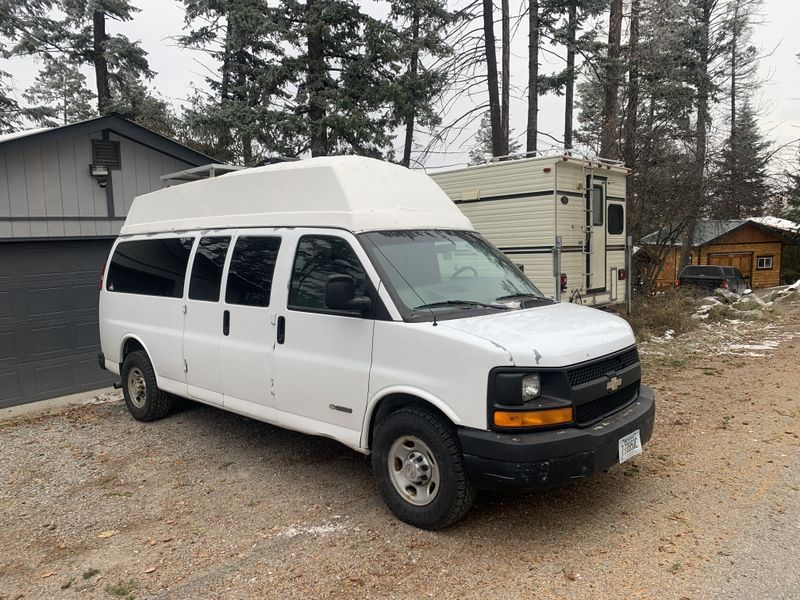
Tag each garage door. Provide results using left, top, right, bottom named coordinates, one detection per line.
left=0, top=239, right=116, bottom=408
left=708, top=252, right=753, bottom=282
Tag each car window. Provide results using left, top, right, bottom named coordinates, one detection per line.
left=225, top=236, right=282, bottom=307
left=189, top=236, right=231, bottom=302
left=680, top=266, right=722, bottom=277
left=106, top=237, right=194, bottom=298
left=288, top=235, right=368, bottom=312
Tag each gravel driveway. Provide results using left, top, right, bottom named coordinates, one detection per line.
left=1, top=303, right=798, bottom=599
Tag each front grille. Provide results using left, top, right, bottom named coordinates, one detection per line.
left=567, top=347, right=640, bottom=387
left=574, top=383, right=639, bottom=424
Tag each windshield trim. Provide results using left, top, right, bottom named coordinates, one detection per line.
left=358, top=229, right=543, bottom=323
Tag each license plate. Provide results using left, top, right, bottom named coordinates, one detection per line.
left=618, top=429, right=642, bottom=464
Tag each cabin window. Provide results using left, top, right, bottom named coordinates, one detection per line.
left=106, top=237, right=194, bottom=297
left=756, top=256, right=773, bottom=270
left=608, top=204, right=624, bottom=235
left=189, top=237, right=231, bottom=302
left=225, top=236, right=282, bottom=307
left=288, top=235, right=368, bottom=313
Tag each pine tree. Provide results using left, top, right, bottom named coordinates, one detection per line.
left=179, top=0, right=294, bottom=164
left=2, top=0, right=152, bottom=115
left=23, top=57, right=95, bottom=125
left=290, top=0, right=400, bottom=157
left=387, top=0, right=454, bottom=167
left=468, top=111, right=521, bottom=165
left=711, top=99, right=770, bottom=218
left=784, top=160, right=800, bottom=222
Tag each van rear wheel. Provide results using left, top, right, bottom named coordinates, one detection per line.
left=121, top=351, right=171, bottom=422
left=371, top=407, right=475, bottom=530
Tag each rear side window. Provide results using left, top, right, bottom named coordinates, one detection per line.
left=106, top=238, right=193, bottom=297
left=681, top=266, right=723, bottom=277
left=608, top=204, right=624, bottom=234
left=189, top=237, right=231, bottom=302
left=288, top=235, right=367, bottom=312
left=225, top=236, right=282, bottom=307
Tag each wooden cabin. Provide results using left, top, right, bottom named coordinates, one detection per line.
left=639, top=217, right=800, bottom=289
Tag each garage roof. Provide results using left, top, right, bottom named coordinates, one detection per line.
left=120, top=156, right=474, bottom=235
left=0, top=113, right=216, bottom=166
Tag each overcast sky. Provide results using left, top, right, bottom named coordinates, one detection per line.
left=3, top=0, right=799, bottom=168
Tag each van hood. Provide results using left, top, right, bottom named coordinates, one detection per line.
left=437, top=302, right=636, bottom=367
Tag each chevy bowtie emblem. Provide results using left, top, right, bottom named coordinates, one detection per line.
left=606, top=376, right=622, bottom=392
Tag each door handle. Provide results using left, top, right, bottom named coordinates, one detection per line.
left=223, top=310, right=230, bottom=336
left=277, top=315, right=286, bottom=344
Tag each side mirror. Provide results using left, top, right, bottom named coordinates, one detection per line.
left=325, top=274, right=371, bottom=314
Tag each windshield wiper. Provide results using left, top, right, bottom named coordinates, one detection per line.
left=494, top=292, right=554, bottom=303
left=413, top=299, right=511, bottom=311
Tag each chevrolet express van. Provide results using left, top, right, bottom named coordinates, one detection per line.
left=99, top=156, right=655, bottom=529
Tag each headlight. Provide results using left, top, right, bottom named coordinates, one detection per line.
left=521, top=373, right=541, bottom=401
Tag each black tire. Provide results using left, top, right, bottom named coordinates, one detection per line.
left=371, top=407, right=475, bottom=530
left=120, top=350, right=171, bottom=422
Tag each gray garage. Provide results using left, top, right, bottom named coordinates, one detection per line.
left=0, top=114, right=215, bottom=408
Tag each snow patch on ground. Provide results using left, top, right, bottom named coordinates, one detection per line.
left=276, top=522, right=347, bottom=538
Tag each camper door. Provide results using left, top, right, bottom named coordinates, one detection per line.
left=585, top=177, right=606, bottom=292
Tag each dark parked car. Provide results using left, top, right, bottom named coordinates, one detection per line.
left=677, top=265, right=749, bottom=294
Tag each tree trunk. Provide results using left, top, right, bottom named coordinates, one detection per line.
left=500, top=0, right=510, bottom=157
left=526, top=0, right=539, bottom=153
left=401, top=12, right=420, bottom=168
left=622, top=0, right=640, bottom=168
left=563, top=0, right=577, bottom=149
left=307, top=0, right=328, bottom=156
left=483, top=0, right=502, bottom=158
left=92, top=10, right=111, bottom=113
left=600, top=0, right=623, bottom=159
left=622, top=0, right=640, bottom=219
left=679, top=0, right=712, bottom=271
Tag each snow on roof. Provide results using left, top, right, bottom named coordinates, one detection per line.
left=0, top=127, right=52, bottom=143
left=749, top=216, right=800, bottom=233
left=120, top=155, right=475, bottom=236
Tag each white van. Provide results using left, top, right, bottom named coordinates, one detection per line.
left=99, top=156, right=655, bottom=529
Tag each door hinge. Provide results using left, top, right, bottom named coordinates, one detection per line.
left=183, top=359, right=188, bottom=373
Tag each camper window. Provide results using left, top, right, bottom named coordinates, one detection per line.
left=608, top=204, right=624, bottom=235
left=592, top=186, right=604, bottom=226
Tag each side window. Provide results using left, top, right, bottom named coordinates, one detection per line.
left=106, top=237, right=193, bottom=298
left=592, top=186, right=604, bottom=226
left=188, top=236, right=231, bottom=302
left=225, top=236, right=282, bottom=307
left=608, top=204, right=624, bottom=235
left=288, top=235, right=367, bottom=312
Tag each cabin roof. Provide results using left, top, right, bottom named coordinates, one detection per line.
left=640, top=217, right=800, bottom=247
left=120, top=155, right=474, bottom=236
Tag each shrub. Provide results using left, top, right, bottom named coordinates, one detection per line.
left=626, top=288, right=698, bottom=339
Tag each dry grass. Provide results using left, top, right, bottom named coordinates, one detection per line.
left=626, top=288, right=699, bottom=340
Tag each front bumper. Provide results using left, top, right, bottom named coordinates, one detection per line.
left=458, top=385, right=655, bottom=491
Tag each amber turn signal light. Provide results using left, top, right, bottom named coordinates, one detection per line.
left=493, top=407, right=573, bottom=428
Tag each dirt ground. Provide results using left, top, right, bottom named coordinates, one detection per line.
left=1, top=301, right=799, bottom=600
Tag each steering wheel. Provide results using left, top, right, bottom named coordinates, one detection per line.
left=450, top=266, right=478, bottom=279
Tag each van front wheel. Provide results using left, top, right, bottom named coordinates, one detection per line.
left=371, top=407, right=475, bottom=530
left=121, top=351, right=171, bottom=422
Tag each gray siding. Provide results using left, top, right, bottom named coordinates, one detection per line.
left=0, top=128, right=193, bottom=240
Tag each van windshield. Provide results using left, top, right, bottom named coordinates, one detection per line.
left=361, top=230, right=548, bottom=319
